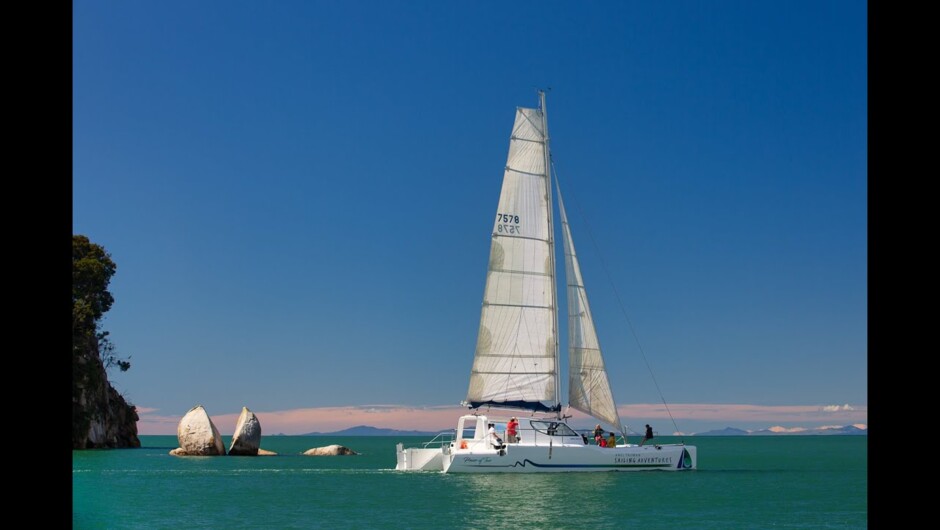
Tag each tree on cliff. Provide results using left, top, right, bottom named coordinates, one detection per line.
left=73, top=235, right=140, bottom=448
left=72, top=235, right=130, bottom=372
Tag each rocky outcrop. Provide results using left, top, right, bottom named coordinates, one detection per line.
left=171, top=446, right=267, bottom=456
left=172, top=405, right=226, bottom=456
left=72, top=332, right=140, bottom=449
left=303, top=444, right=358, bottom=456
left=228, top=407, right=262, bottom=456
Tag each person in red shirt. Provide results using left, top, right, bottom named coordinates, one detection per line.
left=506, top=417, right=519, bottom=443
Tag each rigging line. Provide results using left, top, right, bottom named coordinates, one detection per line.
left=552, top=159, right=685, bottom=443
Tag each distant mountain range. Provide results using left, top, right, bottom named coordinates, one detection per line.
left=695, top=425, right=867, bottom=436
left=694, top=427, right=750, bottom=436
left=299, top=425, right=441, bottom=436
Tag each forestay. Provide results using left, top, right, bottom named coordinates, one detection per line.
left=558, top=185, right=623, bottom=431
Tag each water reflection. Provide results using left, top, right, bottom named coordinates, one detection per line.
left=455, top=472, right=620, bottom=527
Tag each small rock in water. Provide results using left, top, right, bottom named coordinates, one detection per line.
left=302, top=444, right=358, bottom=456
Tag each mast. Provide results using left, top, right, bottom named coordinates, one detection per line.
left=539, top=89, right=561, bottom=418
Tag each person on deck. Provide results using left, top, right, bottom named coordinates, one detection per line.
left=506, top=417, right=519, bottom=443
left=639, top=424, right=654, bottom=446
left=593, top=424, right=604, bottom=444
left=607, top=432, right=617, bottom=448
left=488, top=423, right=504, bottom=448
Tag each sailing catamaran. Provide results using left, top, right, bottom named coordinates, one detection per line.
left=395, top=91, right=696, bottom=473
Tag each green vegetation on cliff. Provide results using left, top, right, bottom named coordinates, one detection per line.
left=72, top=235, right=140, bottom=449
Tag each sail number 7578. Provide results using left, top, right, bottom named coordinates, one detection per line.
left=496, top=213, right=521, bottom=234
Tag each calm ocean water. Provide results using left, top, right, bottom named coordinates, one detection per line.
left=73, top=435, right=866, bottom=529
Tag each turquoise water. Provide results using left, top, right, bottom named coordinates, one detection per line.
left=73, top=435, right=866, bottom=529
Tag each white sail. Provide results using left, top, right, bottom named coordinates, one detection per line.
left=557, top=186, right=623, bottom=431
left=466, top=106, right=558, bottom=412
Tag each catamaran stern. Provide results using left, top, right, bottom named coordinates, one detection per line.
left=395, top=443, right=446, bottom=471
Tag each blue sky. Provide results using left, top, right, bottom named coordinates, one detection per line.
left=73, top=1, right=867, bottom=435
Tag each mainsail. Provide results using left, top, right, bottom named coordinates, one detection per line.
left=466, top=104, right=559, bottom=413
left=558, top=186, right=623, bottom=431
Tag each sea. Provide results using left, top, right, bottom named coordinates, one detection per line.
left=73, top=435, right=867, bottom=529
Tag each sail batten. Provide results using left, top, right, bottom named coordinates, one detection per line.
left=490, top=234, right=551, bottom=244
left=483, top=303, right=553, bottom=309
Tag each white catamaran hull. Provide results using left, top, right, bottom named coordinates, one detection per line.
left=444, top=443, right=696, bottom=473
left=395, top=415, right=697, bottom=473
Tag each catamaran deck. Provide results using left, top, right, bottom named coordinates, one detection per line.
left=396, top=415, right=696, bottom=473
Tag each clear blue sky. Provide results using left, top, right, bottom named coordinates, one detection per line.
left=73, top=1, right=866, bottom=434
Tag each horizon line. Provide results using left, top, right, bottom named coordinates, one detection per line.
left=135, top=402, right=868, bottom=435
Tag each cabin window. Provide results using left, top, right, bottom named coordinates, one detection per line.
left=529, top=421, right=577, bottom=437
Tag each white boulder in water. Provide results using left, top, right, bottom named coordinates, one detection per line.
left=173, top=405, right=226, bottom=456
left=303, top=444, right=358, bottom=456
left=228, top=407, right=262, bottom=456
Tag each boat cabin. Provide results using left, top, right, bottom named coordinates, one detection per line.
left=454, top=414, right=586, bottom=449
